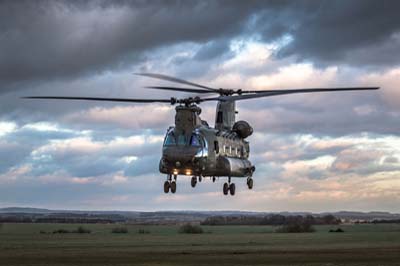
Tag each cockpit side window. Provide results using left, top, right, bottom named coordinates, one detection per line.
left=190, top=134, right=201, bottom=147
left=164, top=132, right=176, bottom=146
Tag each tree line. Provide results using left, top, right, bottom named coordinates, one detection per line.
left=200, top=214, right=341, bottom=226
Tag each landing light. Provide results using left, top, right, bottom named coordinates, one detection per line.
left=173, top=169, right=179, bottom=175
left=185, top=169, right=192, bottom=176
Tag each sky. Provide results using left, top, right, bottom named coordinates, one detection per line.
left=0, top=0, right=400, bottom=212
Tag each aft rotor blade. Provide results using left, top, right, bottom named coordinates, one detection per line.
left=220, top=87, right=380, bottom=101
left=135, top=73, right=217, bottom=92
left=22, top=96, right=173, bottom=103
left=146, top=86, right=214, bottom=94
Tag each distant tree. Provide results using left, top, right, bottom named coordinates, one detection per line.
left=275, top=220, right=315, bottom=233
left=178, top=224, right=203, bottom=234
left=329, top=228, right=344, bottom=233
left=53, top=229, right=70, bottom=234
left=322, top=214, right=340, bottom=224
left=137, top=229, right=150, bottom=234
left=112, top=227, right=128, bottom=234
left=74, top=226, right=91, bottom=234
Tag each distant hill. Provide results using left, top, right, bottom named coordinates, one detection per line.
left=322, top=211, right=400, bottom=220
left=0, top=207, right=54, bottom=214
left=0, top=207, right=399, bottom=224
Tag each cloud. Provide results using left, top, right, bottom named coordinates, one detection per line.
left=0, top=0, right=399, bottom=212
left=0, top=0, right=262, bottom=89
left=64, top=105, right=174, bottom=131
left=275, top=0, right=400, bottom=67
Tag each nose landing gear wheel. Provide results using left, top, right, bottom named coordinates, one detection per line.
left=170, top=181, right=177, bottom=193
left=223, top=183, right=229, bottom=195
left=163, top=181, right=170, bottom=193
left=191, top=176, right=197, bottom=188
left=229, top=183, right=236, bottom=196
left=247, top=178, right=253, bottom=189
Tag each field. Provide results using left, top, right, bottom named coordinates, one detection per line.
left=1, top=223, right=400, bottom=266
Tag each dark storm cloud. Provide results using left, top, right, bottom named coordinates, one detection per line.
left=0, top=0, right=263, bottom=90
left=276, top=0, right=400, bottom=67
left=2, top=0, right=399, bottom=92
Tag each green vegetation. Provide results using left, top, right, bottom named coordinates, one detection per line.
left=275, top=221, right=315, bottom=233
left=40, top=226, right=92, bottom=234
left=178, top=223, right=204, bottom=234
left=111, top=227, right=128, bottom=234
left=201, top=214, right=340, bottom=225
left=330, top=228, right=345, bottom=233
left=137, top=228, right=150, bottom=234
left=0, top=223, right=399, bottom=265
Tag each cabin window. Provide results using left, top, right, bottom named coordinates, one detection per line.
left=164, top=132, right=176, bottom=146
left=217, top=111, right=223, bottom=123
left=214, top=141, right=219, bottom=154
left=190, top=134, right=201, bottom=147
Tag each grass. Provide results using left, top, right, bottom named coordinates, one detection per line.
left=0, top=223, right=399, bottom=265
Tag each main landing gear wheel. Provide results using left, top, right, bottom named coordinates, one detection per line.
left=164, top=175, right=177, bottom=194
left=223, top=176, right=236, bottom=196
left=247, top=178, right=253, bottom=190
left=163, top=181, right=170, bottom=193
left=170, top=181, right=177, bottom=193
left=223, top=183, right=229, bottom=195
left=229, top=183, right=236, bottom=196
left=191, top=176, right=197, bottom=188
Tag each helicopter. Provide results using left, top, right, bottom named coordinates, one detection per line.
left=24, top=73, right=379, bottom=196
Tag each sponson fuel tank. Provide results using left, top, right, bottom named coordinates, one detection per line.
left=216, top=157, right=254, bottom=177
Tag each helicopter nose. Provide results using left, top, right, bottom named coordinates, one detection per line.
left=163, top=146, right=197, bottom=165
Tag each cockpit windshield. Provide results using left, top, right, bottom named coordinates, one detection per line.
left=163, top=131, right=204, bottom=148
left=164, top=132, right=176, bottom=146
left=177, top=134, right=187, bottom=146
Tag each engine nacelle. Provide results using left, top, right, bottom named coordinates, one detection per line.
left=233, top=120, right=253, bottom=138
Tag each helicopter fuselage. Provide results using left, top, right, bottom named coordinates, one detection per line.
left=159, top=103, right=255, bottom=178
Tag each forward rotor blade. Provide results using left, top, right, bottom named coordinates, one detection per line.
left=135, top=73, right=217, bottom=92
left=22, top=96, right=172, bottom=103
left=241, top=87, right=380, bottom=94
left=146, top=86, right=214, bottom=94
left=220, top=87, right=380, bottom=101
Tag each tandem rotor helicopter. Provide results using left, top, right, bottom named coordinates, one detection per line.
left=24, top=73, right=379, bottom=196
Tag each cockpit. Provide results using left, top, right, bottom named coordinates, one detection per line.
left=164, top=131, right=203, bottom=146
left=163, top=130, right=208, bottom=157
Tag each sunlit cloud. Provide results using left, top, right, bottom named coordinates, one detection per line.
left=0, top=121, right=17, bottom=137
left=0, top=0, right=399, bottom=212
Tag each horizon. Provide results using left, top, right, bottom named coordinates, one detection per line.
left=1, top=206, right=399, bottom=215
